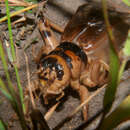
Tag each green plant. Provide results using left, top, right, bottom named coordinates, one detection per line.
left=0, top=0, right=28, bottom=129
left=98, top=0, right=130, bottom=129
left=10, top=0, right=38, bottom=12
left=0, top=119, right=7, bottom=130
left=0, top=1, right=50, bottom=129
left=122, top=0, right=130, bottom=6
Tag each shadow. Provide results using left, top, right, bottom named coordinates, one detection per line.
left=87, top=86, right=99, bottom=92
left=0, top=13, right=5, bottom=19
left=53, top=116, right=72, bottom=130
left=40, top=86, right=79, bottom=112
left=74, top=108, right=104, bottom=130
left=53, top=108, right=104, bottom=130
left=30, top=109, right=50, bottom=130
left=125, top=60, right=130, bottom=70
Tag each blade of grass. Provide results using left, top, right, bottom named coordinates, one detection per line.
left=0, top=40, right=28, bottom=130
left=0, top=40, right=16, bottom=98
left=98, top=0, right=121, bottom=129
left=118, top=31, right=130, bottom=80
left=102, top=0, right=120, bottom=112
left=122, top=0, right=130, bottom=6
left=0, top=78, right=13, bottom=101
left=103, top=47, right=120, bottom=109
left=5, top=0, right=25, bottom=113
left=123, top=30, right=130, bottom=56
left=4, top=0, right=46, bottom=112
left=118, top=58, right=128, bottom=82
left=99, top=0, right=130, bottom=129
left=99, top=95, right=130, bottom=129
left=0, top=120, right=7, bottom=130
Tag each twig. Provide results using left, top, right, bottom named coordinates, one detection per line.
left=0, top=0, right=31, bottom=6
left=47, top=18, right=64, bottom=33
left=12, top=16, right=26, bottom=26
left=44, top=102, right=60, bottom=121
left=24, top=52, right=36, bottom=109
left=69, top=84, right=107, bottom=118
left=0, top=1, right=46, bottom=23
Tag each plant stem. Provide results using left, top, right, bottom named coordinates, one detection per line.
left=0, top=40, right=28, bottom=130
left=5, top=0, right=25, bottom=113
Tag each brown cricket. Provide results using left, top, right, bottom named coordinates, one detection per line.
left=30, top=2, right=129, bottom=121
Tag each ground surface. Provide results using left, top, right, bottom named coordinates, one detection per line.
left=0, top=0, right=130, bottom=130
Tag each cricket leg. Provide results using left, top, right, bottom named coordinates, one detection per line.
left=71, top=79, right=89, bottom=121
left=34, top=17, right=60, bottom=64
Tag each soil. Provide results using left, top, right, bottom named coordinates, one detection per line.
left=0, top=0, right=130, bottom=130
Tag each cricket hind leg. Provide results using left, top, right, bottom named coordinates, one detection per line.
left=80, top=59, right=109, bottom=88
left=90, top=60, right=109, bottom=86
left=71, top=79, right=89, bottom=121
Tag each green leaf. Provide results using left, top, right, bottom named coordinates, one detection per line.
left=0, top=40, right=16, bottom=99
left=10, top=6, right=25, bottom=11
left=10, top=0, right=38, bottom=11
left=103, top=41, right=120, bottom=110
left=0, top=120, right=7, bottom=130
left=122, top=0, right=130, bottom=6
left=118, top=31, right=130, bottom=81
left=0, top=78, right=13, bottom=101
left=100, top=95, right=130, bottom=130
left=100, top=1, right=120, bottom=129
left=5, top=0, right=25, bottom=113
left=25, top=0, right=38, bottom=3
left=123, top=31, right=130, bottom=56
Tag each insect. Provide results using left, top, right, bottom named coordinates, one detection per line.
left=30, top=2, right=129, bottom=121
